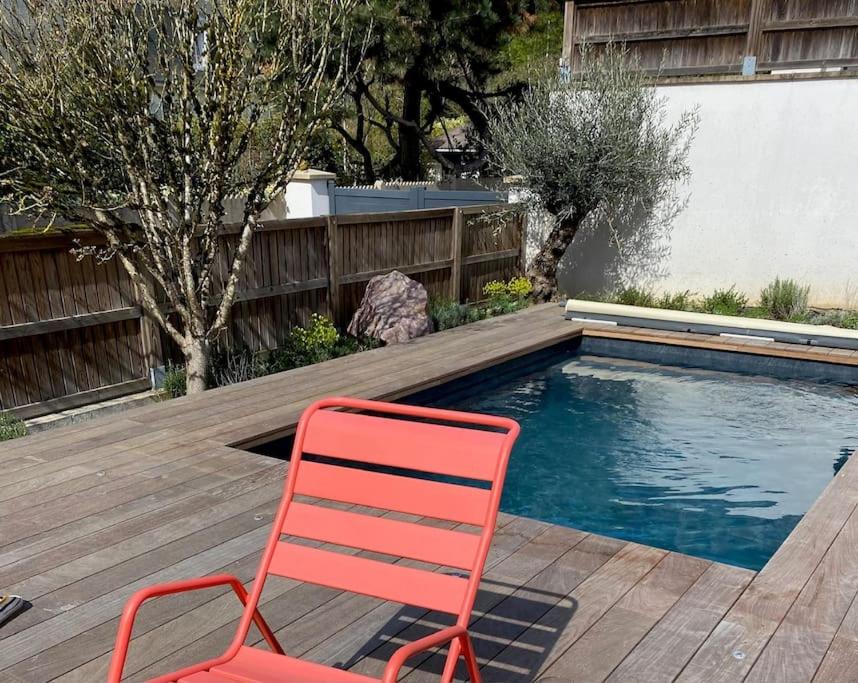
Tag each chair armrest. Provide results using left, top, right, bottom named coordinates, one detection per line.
left=382, top=625, right=468, bottom=683
left=108, top=574, right=270, bottom=683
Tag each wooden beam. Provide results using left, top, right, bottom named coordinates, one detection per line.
left=575, top=24, right=749, bottom=46
left=0, top=232, right=105, bottom=253
left=562, top=1, right=576, bottom=67
left=746, top=0, right=766, bottom=61
left=339, top=259, right=454, bottom=286
left=8, top=378, right=151, bottom=420
left=462, top=249, right=521, bottom=266
left=334, top=207, right=455, bottom=226
left=230, top=278, right=329, bottom=304
left=325, top=215, right=342, bottom=323
left=0, top=307, right=142, bottom=342
left=762, top=16, right=858, bottom=33
left=450, top=208, right=464, bottom=302
left=218, top=216, right=327, bottom=235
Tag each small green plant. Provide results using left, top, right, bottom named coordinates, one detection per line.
left=656, top=290, right=695, bottom=311
left=0, top=412, right=27, bottom=441
left=269, top=314, right=345, bottom=370
left=701, top=286, right=748, bottom=316
left=611, top=286, right=656, bottom=308
left=482, top=277, right=533, bottom=315
left=807, top=310, right=858, bottom=330
left=208, top=347, right=268, bottom=388
left=760, top=278, right=810, bottom=321
left=430, top=298, right=483, bottom=331
left=162, top=363, right=187, bottom=398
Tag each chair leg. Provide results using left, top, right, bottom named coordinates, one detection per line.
left=459, top=634, right=482, bottom=683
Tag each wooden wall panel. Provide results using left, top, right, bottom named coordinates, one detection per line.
left=564, top=0, right=858, bottom=75
left=0, top=205, right=522, bottom=414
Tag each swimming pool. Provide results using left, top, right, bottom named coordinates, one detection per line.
left=409, top=339, right=858, bottom=570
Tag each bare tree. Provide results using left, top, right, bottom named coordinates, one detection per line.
left=486, top=47, right=698, bottom=301
left=0, top=0, right=361, bottom=392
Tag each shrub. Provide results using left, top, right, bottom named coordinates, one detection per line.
left=483, top=277, right=533, bottom=315
left=430, top=298, right=483, bottom=331
left=656, top=290, right=695, bottom=311
left=162, top=363, right=187, bottom=398
left=611, top=287, right=656, bottom=308
left=701, top=286, right=748, bottom=316
left=268, top=314, right=351, bottom=371
left=760, top=278, right=810, bottom=321
left=0, top=412, right=27, bottom=441
left=808, top=310, right=858, bottom=330
left=209, top=347, right=268, bottom=388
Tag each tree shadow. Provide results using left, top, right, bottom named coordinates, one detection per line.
left=557, top=203, right=676, bottom=298
left=335, top=578, right=577, bottom=682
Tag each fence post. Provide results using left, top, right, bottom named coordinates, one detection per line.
left=744, top=0, right=765, bottom=74
left=450, top=207, right=464, bottom=302
left=562, top=1, right=577, bottom=72
left=134, top=281, right=165, bottom=388
left=325, top=214, right=342, bottom=324
left=518, top=211, right=528, bottom=276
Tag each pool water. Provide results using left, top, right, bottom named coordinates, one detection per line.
left=418, top=348, right=858, bottom=570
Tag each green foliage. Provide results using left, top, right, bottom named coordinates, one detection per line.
left=162, top=364, right=187, bottom=399
left=612, top=287, right=656, bottom=308
left=268, top=314, right=377, bottom=372
left=330, top=0, right=527, bottom=180
left=208, top=347, right=268, bottom=389
left=430, top=298, right=483, bottom=331
left=811, top=311, right=858, bottom=329
left=285, top=314, right=341, bottom=365
left=656, top=290, right=696, bottom=311
left=0, top=412, right=27, bottom=441
left=701, top=286, right=748, bottom=316
left=483, top=277, right=533, bottom=315
left=486, top=45, right=698, bottom=298
left=760, top=278, right=810, bottom=321
left=161, top=315, right=379, bottom=398
left=504, top=10, right=564, bottom=78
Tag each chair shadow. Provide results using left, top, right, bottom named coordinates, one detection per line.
left=334, top=578, right=577, bottom=682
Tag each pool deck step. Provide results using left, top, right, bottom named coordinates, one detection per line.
left=0, top=303, right=856, bottom=682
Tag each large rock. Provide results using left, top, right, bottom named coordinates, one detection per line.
left=348, top=270, right=432, bottom=344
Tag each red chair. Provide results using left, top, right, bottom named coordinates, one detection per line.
left=108, top=397, right=519, bottom=683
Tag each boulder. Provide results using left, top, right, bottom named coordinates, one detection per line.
left=348, top=270, right=432, bottom=344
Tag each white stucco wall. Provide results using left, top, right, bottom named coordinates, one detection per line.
left=558, top=76, right=858, bottom=308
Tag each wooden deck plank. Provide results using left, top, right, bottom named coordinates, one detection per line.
left=677, top=451, right=858, bottom=682
left=338, top=523, right=585, bottom=681
left=744, top=503, right=858, bottom=682
left=538, top=552, right=710, bottom=682
left=403, top=534, right=627, bottom=683
left=606, top=563, right=755, bottom=683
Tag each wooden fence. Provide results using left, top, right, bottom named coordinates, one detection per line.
left=0, top=205, right=524, bottom=418
left=563, top=0, right=858, bottom=76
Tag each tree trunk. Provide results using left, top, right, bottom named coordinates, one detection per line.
left=526, top=216, right=583, bottom=302
left=398, top=69, right=423, bottom=181
left=184, top=336, right=210, bottom=394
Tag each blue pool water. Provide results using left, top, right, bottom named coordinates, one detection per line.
left=417, top=345, right=858, bottom=570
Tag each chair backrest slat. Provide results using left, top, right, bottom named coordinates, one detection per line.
left=269, top=542, right=469, bottom=614
left=302, top=409, right=504, bottom=481
left=294, top=460, right=491, bottom=526
left=282, top=502, right=481, bottom=570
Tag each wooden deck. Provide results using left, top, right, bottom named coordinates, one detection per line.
left=1, top=303, right=857, bottom=682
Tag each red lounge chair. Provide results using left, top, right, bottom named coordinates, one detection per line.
left=108, top=397, right=519, bottom=683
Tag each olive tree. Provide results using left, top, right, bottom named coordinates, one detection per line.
left=486, top=47, right=698, bottom=301
left=0, top=0, right=361, bottom=393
